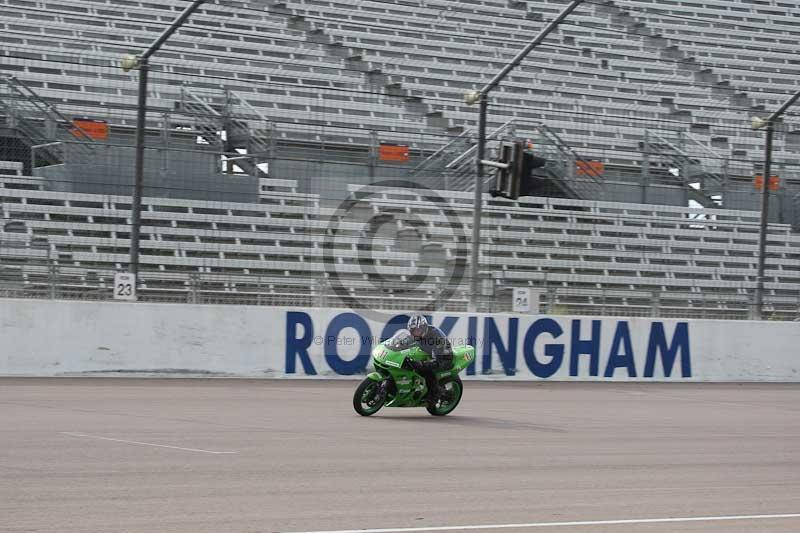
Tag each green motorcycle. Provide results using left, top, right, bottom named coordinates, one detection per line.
left=353, top=329, right=474, bottom=417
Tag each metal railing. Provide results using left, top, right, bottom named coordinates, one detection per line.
left=410, top=129, right=474, bottom=178
left=1, top=264, right=797, bottom=321
left=177, top=87, right=273, bottom=178
left=1, top=75, right=98, bottom=167
left=535, top=123, right=605, bottom=200
left=643, top=130, right=727, bottom=206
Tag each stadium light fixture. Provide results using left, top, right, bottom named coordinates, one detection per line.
left=121, top=54, right=140, bottom=73
left=751, top=116, right=768, bottom=130
left=464, top=90, right=481, bottom=106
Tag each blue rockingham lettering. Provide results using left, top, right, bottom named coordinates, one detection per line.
left=284, top=312, right=692, bottom=378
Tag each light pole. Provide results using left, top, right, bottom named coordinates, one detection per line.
left=750, top=88, right=800, bottom=320
left=122, top=0, right=206, bottom=279
left=463, top=0, right=585, bottom=312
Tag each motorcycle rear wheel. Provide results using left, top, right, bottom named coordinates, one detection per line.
left=426, top=377, right=463, bottom=416
left=353, top=378, right=386, bottom=416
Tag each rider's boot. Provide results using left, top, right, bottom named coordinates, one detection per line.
left=422, top=374, right=436, bottom=402
left=425, top=381, right=444, bottom=404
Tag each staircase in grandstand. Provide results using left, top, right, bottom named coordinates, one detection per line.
left=175, top=87, right=274, bottom=178
left=642, top=130, right=727, bottom=207
left=0, top=76, right=97, bottom=168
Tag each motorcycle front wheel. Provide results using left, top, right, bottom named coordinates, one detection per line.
left=353, top=378, right=386, bottom=416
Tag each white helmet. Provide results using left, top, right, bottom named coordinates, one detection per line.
left=408, top=315, right=428, bottom=338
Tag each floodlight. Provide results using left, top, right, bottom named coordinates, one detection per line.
left=464, top=90, right=481, bottom=106
left=751, top=116, right=768, bottom=130
left=121, top=54, right=140, bottom=72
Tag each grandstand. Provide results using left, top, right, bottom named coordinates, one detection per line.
left=1, top=0, right=800, bottom=319
left=3, top=170, right=800, bottom=319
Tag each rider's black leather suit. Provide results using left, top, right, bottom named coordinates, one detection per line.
left=413, top=325, right=454, bottom=397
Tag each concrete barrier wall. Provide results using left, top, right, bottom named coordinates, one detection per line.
left=1, top=299, right=798, bottom=381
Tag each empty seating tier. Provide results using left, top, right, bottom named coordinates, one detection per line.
left=2, top=173, right=799, bottom=319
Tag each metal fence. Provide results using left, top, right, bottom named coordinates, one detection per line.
left=2, top=256, right=797, bottom=322
left=2, top=161, right=800, bottom=322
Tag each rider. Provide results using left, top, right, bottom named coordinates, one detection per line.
left=405, top=315, right=453, bottom=402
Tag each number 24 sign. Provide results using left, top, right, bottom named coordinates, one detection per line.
left=113, top=272, right=137, bottom=301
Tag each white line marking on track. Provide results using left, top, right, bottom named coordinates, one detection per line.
left=282, top=513, right=800, bottom=533
left=60, top=432, right=238, bottom=455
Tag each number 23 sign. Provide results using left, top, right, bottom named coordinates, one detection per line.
left=114, top=272, right=137, bottom=301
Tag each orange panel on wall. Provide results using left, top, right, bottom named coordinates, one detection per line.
left=754, top=174, right=780, bottom=191
left=576, top=160, right=604, bottom=175
left=379, top=144, right=409, bottom=162
left=71, top=118, right=108, bottom=141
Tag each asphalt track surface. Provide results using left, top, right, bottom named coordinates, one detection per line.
left=0, top=379, right=798, bottom=533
